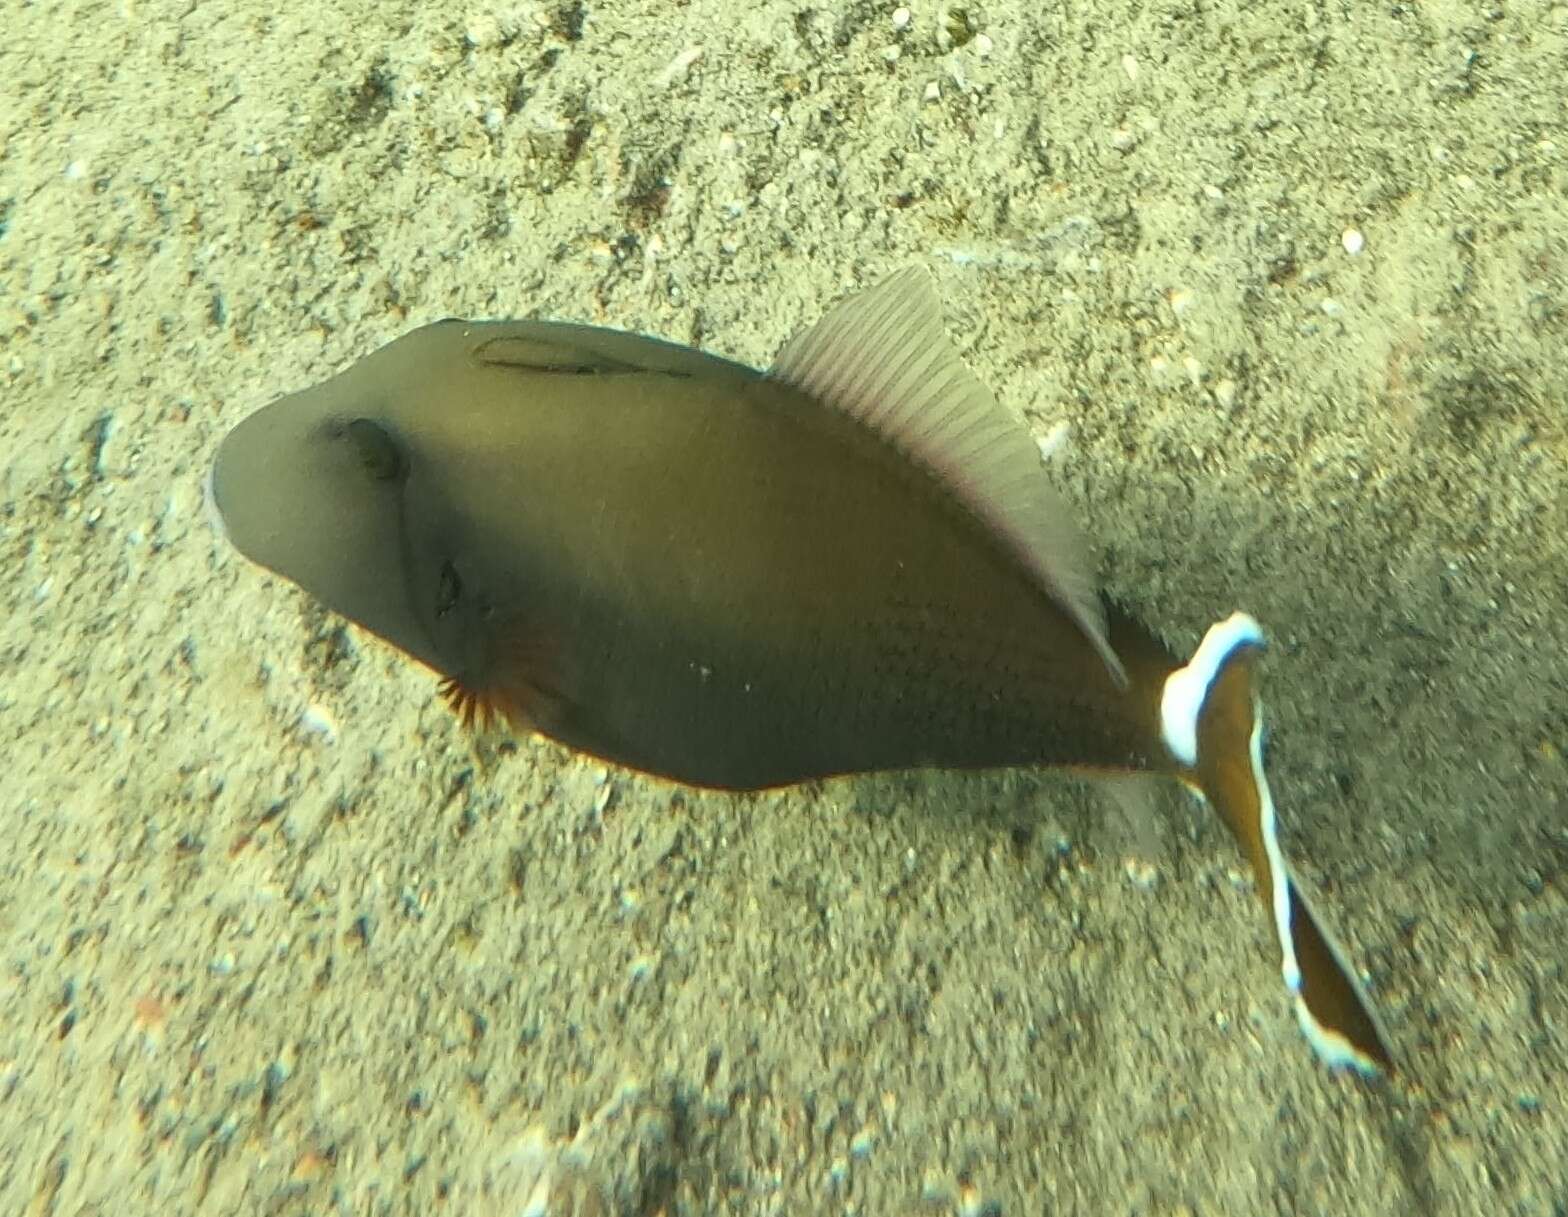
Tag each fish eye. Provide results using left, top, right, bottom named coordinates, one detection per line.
left=342, top=418, right=407, bottom=483
left=436, top=559, right=462, bottom=617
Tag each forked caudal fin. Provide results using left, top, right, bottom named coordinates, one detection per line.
left=1160, top=614, right=1395, bottom=1076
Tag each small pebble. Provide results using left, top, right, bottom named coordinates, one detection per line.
left=593, top=780, right=614, bottom=816
left=463, top=16, right=499, bottom=46
left=1035, top=420, right=1071, bottom=462
left=300, top=704, right=338, bottom=744
left=1123, top=858, right=1159, bottom=889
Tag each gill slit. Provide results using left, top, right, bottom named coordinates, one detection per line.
left=391, top=486, right=445, bottom=668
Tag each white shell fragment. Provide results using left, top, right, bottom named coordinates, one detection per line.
left=1035, top=420, right=1071, bottom=462
left=656, top=46, right=703, bottom=87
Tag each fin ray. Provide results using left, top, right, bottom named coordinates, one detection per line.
left=769, top=268, right=1123, bottom=684
left=437, top=615, right=565, bottom=737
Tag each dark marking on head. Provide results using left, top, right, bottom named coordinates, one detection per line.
left=342, top=418, right=408, bottom=483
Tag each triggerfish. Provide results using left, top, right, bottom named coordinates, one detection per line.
left=210, top=268, right=1394, bottom=1075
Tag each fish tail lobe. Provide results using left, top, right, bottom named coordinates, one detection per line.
left=1159, top=613, right=1395, bottom=1076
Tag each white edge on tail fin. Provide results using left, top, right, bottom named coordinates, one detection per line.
left=1159, top=612, right=1264, bottom=768
left=1159, top=612, right=1386, bottom=1077
left=1245, top=710, right=1385, bottom=1075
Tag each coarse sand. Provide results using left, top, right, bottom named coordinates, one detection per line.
left=2, top=1, right=1565, bottom=1213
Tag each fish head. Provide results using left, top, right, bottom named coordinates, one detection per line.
left=209, top=322, right=486, bottom=680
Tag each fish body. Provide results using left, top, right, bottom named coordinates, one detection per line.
left=212, top=270, right=1394, bottom=1076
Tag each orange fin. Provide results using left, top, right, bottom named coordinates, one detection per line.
left=1161, top=613, right=1395, bottom=1075
left=436, top=616, right=566, bottom=737
left=437, top=674, right=522, bottom=734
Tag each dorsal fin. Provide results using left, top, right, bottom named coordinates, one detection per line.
left=769, top=267, right=1124, bottom=684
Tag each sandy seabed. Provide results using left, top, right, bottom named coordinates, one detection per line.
left=3, top=1, right=1566, bottom=1213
